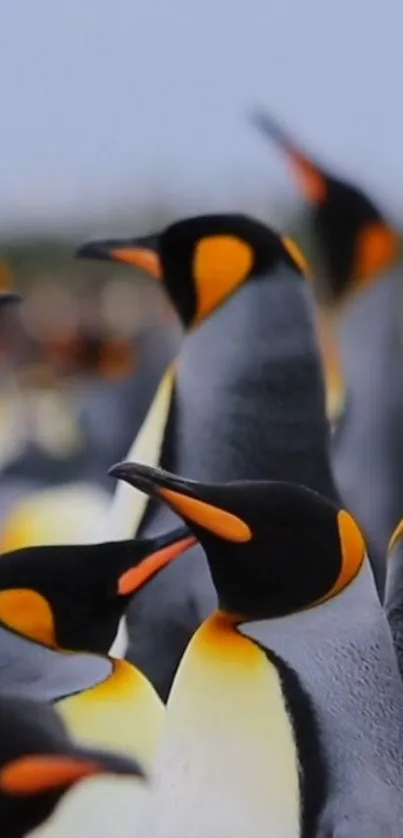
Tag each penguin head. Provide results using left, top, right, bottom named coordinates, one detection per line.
left=251, top=109, right=399, bottom=305
left=0, top=527, right=194, bottom=653
left=109, top=462, right=365, bottom=620
left=76, top=214, right=308, bottom=329
left=0, top=695, right=145, bottom=838
left=0, top=292, right=22, bottom=307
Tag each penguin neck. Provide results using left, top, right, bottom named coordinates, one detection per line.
left=165, top=272, right=337, bottom=501
left=140, top=610, right=317, bottom=838
left=338, top=269, right=401, bottom=380
left=56, top=657, right=165, bottom=768
left=0, top=622, right=112, bottom=702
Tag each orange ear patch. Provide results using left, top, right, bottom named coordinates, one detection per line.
left=193, top=235, right=253, bottom=323
left=118, top=534, right=196, bottom=595
left=0, top=755, right=101, bottom=795
left=331, top=510, right=365, bottom=597
left=158, top=488, right=252, bottom=543
left=281, top=236, right=310, bottom=277
left=110, top=248, right=162, bottom=278
left=354, top=223, right=398, bottom=285
left=0, top=589, right=56, bottom=646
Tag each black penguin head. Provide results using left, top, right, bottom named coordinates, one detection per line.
left=0, top=695, right=145, bottom=838
left=251, top=108, right=399, bottom=305
left=109, top=462, right=365, bottom=620
left=0, top=292, right=22, bottom=308
left=76, top=214, right=308, bottom=329
left=0, top=528, right=194, bottom=653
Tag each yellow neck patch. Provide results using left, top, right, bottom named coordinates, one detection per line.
left=282, top=236, right=310, bottom=277
left=143, top=612, right=301, bottom=838
left=0, top=589, right=56, bottom=646
left=314, top=306, right=346, bottom=423
left=57, top=659, right=164, bottom=768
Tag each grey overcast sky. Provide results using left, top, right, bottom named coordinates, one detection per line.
left=1, top=0, right=402, bottom=232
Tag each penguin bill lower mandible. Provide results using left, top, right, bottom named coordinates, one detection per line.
left=111, top=460, right=403, bottom=838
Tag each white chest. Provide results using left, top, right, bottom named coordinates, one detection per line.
left=135, top=616, right=301, bottom=838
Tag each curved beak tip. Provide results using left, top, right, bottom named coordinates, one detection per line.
left=75, top=241, right=110, bottom=261
left=108, top=461, right=157, bottom=495
left=78, top=751, right=147, bottom=782
left=108, top=461, right=131, bottom=480
left=110, top=760, right=147, bottom=781
left=249, top=108, right=282, bottom=137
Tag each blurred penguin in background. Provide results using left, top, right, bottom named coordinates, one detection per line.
left=251, top=108, right=402, bottom=593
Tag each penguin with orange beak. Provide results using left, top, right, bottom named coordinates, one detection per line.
left=0, top=527, right=193, bottom=768
left=0, top=695, right=145, bottom=838
left=111, top=460, right=403, bottom=838
left=77, top=213, right=338, bottom=699
left=251, top=109, right=401, bottom=591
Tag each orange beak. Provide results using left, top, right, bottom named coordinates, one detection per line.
left=109, top=462, right=252, bottom=544
left=0, top=748, right=145, bottom=795
left=117, top=532, right=197, bottom=594
left=76, top=235, right=162, bottom=279
left=0, top=755, right=103, bottom=795
left=250, top=107, right=328, bottom=204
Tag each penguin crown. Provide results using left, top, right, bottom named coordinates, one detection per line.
left=159, top=213, right=304, bottom=273
left=110, top=462, right=366, bottom=619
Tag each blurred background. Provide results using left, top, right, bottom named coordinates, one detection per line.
left=0, top=0, right=402, bottom=549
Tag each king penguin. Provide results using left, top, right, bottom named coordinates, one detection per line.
left=111, top=460, right=403, bottom=838
left=0, top=527, right=193, bottom=768
left=0, top=695, right=144, bottom=838
left=77, top=213, right=339, bottom=698
left=251, top=109, right=402, bottom=592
